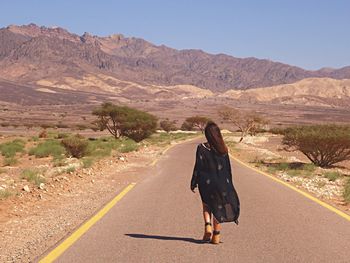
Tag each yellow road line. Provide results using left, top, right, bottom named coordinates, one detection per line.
left=39, top=183, right=136, bottom=263
left=229, top=154, right=350, bottom=222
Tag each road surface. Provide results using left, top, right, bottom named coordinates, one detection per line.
left=40, top=139, right=350, bottom=262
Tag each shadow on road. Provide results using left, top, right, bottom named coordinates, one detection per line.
left=125, top=234, right=206, bottom=244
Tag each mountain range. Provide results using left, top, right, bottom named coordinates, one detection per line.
left=1, top=23, right=350, bottom=93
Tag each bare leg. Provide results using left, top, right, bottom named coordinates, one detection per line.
left=213, top=218, right=221, bottom=232
left=202, top=203, right=211, bottom=223
left=202, top=203, right=212, bottom=241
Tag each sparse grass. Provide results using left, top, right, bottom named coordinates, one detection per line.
left=0, top=189, right=12, bottom=199
left=21, top=169, right=45, bottom=186
left=118, top=140, right=139, bottom=153
left=343, top=178, right=350, bottom=203
left=3, top=157, right=18, bottom=166
left=82, top=157, right=95, bottom=168
left=324, top=171, right=342, bottom=182
left=0, top=139, right=26, bottom=158
left=29, top=139, right=65, bottom=159
left=87, top=137, right=139, bottom=158
left=0, top=168, right=6, bottom=174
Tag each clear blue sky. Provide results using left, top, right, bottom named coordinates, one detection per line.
left=1, top=0, right=349, bottom=70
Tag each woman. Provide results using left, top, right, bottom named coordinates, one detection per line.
left=191, top=121, right=240, bottom=244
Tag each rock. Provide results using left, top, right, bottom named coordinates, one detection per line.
left=119, top=157, right=125, bottom=161
left=23, top=185, right=30, bottom=192
left=39, top=183, right=45, bottom=190
left=91, top=179, right=95, bottom=184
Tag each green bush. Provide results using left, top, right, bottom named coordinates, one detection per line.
left=282, top=125, right=350, bottom=168
left=29, top=139, right=65, bottom=158
left=21, top=169, right=45, bottom=186
left=61, top=135, right=88, bottom=158
left=0, top=139, right=25, bottom=158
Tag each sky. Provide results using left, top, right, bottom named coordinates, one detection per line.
left=1, top=0, right=349, bottom=70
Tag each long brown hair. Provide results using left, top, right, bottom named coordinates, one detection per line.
left=204, top=121, right=228, bottom=155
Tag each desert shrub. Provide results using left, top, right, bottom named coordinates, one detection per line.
left=39, top=130, right=48, bottom=138
left=29, top=139, right=65, bottom=158
left=324, top=171, right=342, bottom=182
left=21, top=169, right=45, bottom=186
left=0, top=139, right=25, bottom=158
left=282, top=125, right=350, bottom=168
left=56, top=133, right=70, bottom=139
left=61, top=135, right=88, bottom=158
left=181, top=116, right=211, bottom=132
left=92, top=102, right=157, bottom=142
left=269, top=127, right=286, bottom=135
left=344, top=178, right=350, bottom=203
left=160, top=119, right=177, bottom=133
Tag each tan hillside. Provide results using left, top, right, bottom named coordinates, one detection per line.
left=36, top=74, right=213, bottom=101
left=221, top=78, right=350, bottom=106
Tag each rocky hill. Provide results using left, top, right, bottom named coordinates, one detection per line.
left=1, top=23, right=349, bottom=92
left=221, top=78, right=350, bottom=107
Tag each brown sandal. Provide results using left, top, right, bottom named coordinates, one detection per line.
left=211, top=230, right=220, bottom=244
left=203, top=222, right=212, bottom=241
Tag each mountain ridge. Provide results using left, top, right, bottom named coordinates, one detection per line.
left=0, top=23, right=350, bottom=92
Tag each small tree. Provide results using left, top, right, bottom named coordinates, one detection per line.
left=218, top=107, right=267, bottom=142
left=282, top=125, right=350, bottom=168
left=92, top=102, right=123, bottom=139
left=181, top=116, right=211, bottom=132
left=92, top=103, right=157, bottom=142
left=160, top=119, right=177, bottom=133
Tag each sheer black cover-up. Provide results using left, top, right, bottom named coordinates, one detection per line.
left=191, top=143, right=240, bottom=224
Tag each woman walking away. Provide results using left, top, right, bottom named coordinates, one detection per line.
left=191, top=121, right=240, bottom=244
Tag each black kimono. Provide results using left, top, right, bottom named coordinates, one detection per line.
left=191, top=143, right=240, bottom=224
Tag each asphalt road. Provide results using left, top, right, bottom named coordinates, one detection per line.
left=41, top=139, right=350, bottom=263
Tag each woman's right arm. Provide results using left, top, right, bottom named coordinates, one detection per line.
left=190, top=146, right=201, bottom=191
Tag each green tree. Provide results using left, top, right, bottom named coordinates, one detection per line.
left=160, top=119, right=177, bottom=133
left=218, top=106, right=267, bottom=142
left=282, top=125, right=350, bottom=168
left=92, top=103, right=157, bottom=142
left=181, top=116, right=211, bottom=132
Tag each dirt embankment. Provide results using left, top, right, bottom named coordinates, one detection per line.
left=0, top=132, right=195, bottom=262
left=225, top=133, right=350, bottom=214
